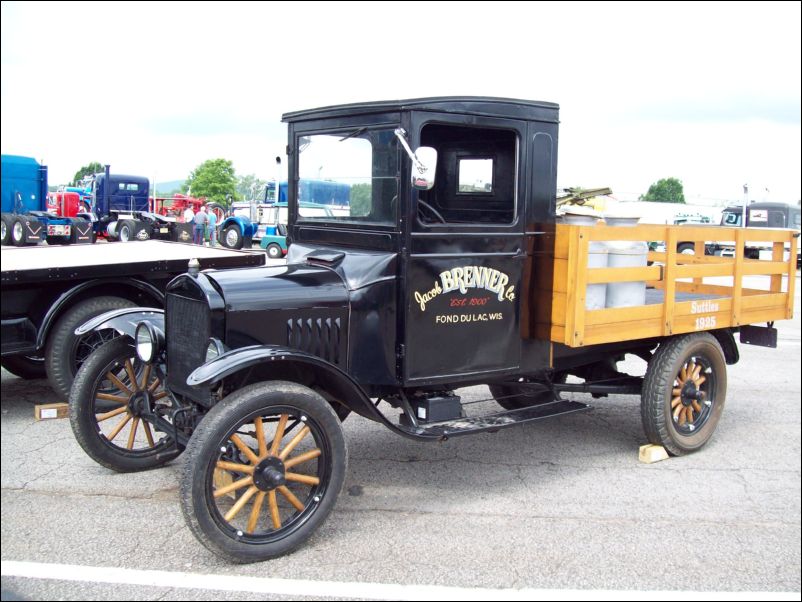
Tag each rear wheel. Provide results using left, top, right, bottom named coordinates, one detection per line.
left=69, top=337, right=178, bottom=472
left=1, top=214, right=13, bottom=245
left=641, top=333, right=726, bottom=456
left=45, top=296, right=136, bottom=401
left=266, top=243, right=283, bottom=259
left=1, top=355, right=46, bottom=380
left=118, top=220, right=135, bottom=242
left=180, top=381, right=347, bottom=563
left=11, top=218, right=26, bottom=246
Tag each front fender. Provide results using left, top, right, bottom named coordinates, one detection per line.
left=75, top=307, right=164, bottom=339
left=221, top=215, right=255, bottom=236
left=188, top=344, right=383, bottom=417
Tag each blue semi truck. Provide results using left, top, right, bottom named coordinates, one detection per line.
left=219, top=179, right=349, bottom=249
left=1, top=155, right=93, bottom=246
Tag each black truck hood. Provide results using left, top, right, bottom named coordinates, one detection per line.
left=203, top=263, right=349, bottom=312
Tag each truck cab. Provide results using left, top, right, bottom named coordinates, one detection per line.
left=275, top=97, right=558, bottom=387
left=720, top=202, right=801, bottom=265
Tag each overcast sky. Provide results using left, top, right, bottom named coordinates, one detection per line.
left=1, top=1, right=799, bottom=204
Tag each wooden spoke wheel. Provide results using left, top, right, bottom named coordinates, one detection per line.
left=69, top=337, right=178, bottom=472
left=641, top=333, right=727, bottom=456
left=180, top=381, right=346, bottom=563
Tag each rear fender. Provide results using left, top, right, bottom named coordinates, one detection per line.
left=75, top=307, right=164, bottom=339
left=712, top=328, right=739, bottom=365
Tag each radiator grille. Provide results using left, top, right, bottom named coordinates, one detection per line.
left=166, top=294, right=210, bottom=397
left=287, top=316, right=342, bottom=365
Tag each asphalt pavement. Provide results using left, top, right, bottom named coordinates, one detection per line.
left=1, top=273, right=800, bottom=600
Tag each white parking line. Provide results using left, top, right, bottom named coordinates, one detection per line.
left=2, top=561, right=798, bottom=601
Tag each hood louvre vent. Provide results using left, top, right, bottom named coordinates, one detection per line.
left=287, top=316, right=342, bottom=366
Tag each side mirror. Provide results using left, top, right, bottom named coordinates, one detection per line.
left=411, top=146, right=438, bottom=191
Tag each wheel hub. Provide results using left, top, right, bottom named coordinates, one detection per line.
left=128, top=390, right=151, bottom=416
left=253, top=456, right=286, bottom=491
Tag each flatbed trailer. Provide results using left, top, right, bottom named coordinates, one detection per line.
left=1, top=241, right=265, bottom=400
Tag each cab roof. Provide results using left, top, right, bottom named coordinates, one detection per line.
left=282, top=96, right=559, bottom=124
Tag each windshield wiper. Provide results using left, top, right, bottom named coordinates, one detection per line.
left=339, top=127, right=366, bottom=142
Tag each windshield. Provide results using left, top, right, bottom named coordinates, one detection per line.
left=721, top=211, right=741, bottom=226
left=296, top=128, right=398, bottom=225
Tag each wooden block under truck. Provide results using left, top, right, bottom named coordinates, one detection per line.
left=66, top=97, right=798, bottom=562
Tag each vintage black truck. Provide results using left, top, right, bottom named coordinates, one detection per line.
left=68, top=97, right=797, bottom=563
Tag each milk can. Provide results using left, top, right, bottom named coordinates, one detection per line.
left=562, top=210, right=608, bottom=310
left=604, top=215, right=648, bottom=308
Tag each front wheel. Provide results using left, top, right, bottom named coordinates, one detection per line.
left=641, top=333, right=727, bottom=456
left=222, top=224, right=243, bottom=249
left=180, top=381, right=347, bottom=563
left=69, top=337, right=178, bottom=472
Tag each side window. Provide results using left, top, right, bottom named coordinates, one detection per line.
left=417, top=123, right=516, bottom=225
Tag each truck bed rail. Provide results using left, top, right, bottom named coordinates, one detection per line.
left=550, top=224, right=797, bottom=347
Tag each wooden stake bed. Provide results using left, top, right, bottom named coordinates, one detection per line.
left=549, top=223, right=797, bottom=347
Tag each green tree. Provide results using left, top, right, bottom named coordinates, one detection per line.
left=236, top=173, right=267, bottom=201
left=184, top=159, right=239, bottom=206
left=639, top=177, right=686, bottom=203
left=72, top=161, right=103, bottom=185
left=349, top=183, right=371, bottom=216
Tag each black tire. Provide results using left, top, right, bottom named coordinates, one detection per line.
left=70, top=337, right=178, bottom=472
left=207, top=203, right=226, bottom=223
left=45, top=296, right=136, bottom=401
left=222, top=224, right=243, bottom=249
left=489, top=372, right=566, bottom=410
left=11, top=217, right=27, bottom=246
left=1, top=214, right=13, bottom=245
left=1, top=355, right=47, bottom=380
left=677, top=242, right=695, bottom=255
left=118, top=219, right=135, bottom=242
left=266, top=243, right=283, bottom=259
left=180, top=381, right=347, bottom=563
left=641, top=333, right=727, bottom=456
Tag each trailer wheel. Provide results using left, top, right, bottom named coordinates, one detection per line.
left=1, top=214, right=13, bottom=245
left=223, top=224, right=244, bottom=249
left=45, top=296, right=136, bottom=401
left=266, top=243, right=283, bottom=259
left=489, top=372, right=566, bottom=410
left=641, top=333, right=727, bottom=456
left=180, top=381, right=347, bottom=563
left=69, top=338, right=178, bottom=472
left=1, top=355, right=47, bottom=380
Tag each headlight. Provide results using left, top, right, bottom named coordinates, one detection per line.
left=135, top=322, right=162, bottom=363
left=205, top=338, right=225, bottom=363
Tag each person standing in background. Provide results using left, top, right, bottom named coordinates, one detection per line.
left=193, top=205, right=208, bottom=245
left=207, top=206, right=218, bottom=246
left=183, top=205, right=195, bottom=224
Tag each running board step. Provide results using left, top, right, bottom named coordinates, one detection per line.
left=399, top=399, right=590, bottom=440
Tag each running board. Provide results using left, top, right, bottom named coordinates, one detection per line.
left=397, top=399, right=590, bottom=440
